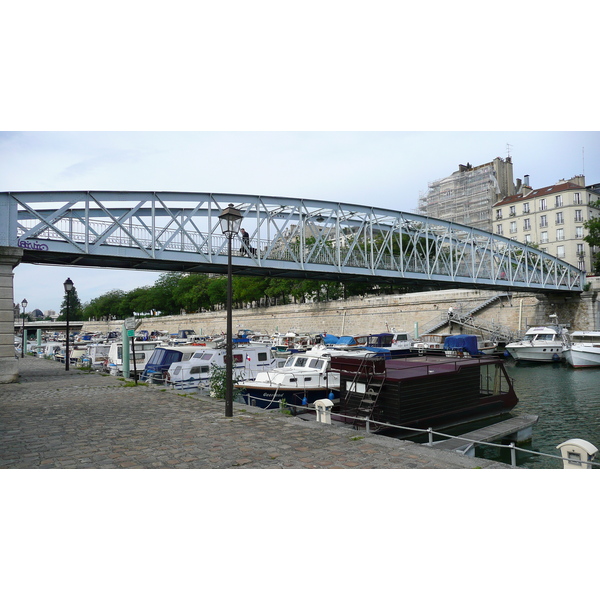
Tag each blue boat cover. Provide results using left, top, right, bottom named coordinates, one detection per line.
left=322, top=334, right=358, bottom=345
left=443, top=335, right=482, bottom=355
left=322, top=334, right=340, bottom=344
left=356, top=347, right=392, bottom=359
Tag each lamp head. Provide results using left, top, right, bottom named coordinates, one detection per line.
left=218, top=203, right=243, bottom=235
left=21, top=298, right=28, bottom=309
left=64, top=278, right=74, bottom=293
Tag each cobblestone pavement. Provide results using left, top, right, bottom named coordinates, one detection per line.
left=0, top=357, right=509, bottom=469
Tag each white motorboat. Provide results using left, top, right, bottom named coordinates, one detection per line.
left=167, top=345, right=286, bottom=390
left=235, top=345, right=390, bottom=410
left=563, top=331, right=600, bottom=368
left=505, top=318, right=569, bottom=362
left=105, top=340, right=162, bottom=375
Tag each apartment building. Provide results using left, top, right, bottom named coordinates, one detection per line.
left=417, top=157, right=515, bottom=231
left=493, top=175, right=600, bottom=273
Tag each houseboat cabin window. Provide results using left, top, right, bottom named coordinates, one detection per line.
left=309, top=359, right=324, bottom=369
left=172, top=366, right=182, bottom=375
left=258, top=352, right=268, bottom=361
left=233, top=354, right=243, bottom=363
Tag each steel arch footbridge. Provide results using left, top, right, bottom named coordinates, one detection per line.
left=0, top=191, right=585, bottom=293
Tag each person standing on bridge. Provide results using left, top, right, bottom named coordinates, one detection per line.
left=240, top=228, right=250, bottom=255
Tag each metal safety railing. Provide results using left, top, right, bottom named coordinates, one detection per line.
left=247, top=399, right=599, bottom=469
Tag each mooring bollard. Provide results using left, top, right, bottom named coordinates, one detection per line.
left=314, top=399, right=334, bottom=424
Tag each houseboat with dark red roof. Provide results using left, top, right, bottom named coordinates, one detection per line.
left=330, top=353, right=519, bottom=431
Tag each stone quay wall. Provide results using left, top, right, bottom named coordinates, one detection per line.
left=85, top=282, right=600, bottom=339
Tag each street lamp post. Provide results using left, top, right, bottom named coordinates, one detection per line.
left=20, top=298, right=28, bottom=358
left=218, top=203, right=243, bottom=417
left=63, top=278, right=74, bottom=371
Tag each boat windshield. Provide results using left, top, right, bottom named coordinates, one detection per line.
left=534, top=334, right=556, bottom=341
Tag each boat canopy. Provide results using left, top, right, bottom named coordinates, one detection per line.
left=323, top=334, right=357, bottom=345
left=443, top=335, right=482, bottom=355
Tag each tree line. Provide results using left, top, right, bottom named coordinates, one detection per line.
left=60, top=273, right=413, bottom=322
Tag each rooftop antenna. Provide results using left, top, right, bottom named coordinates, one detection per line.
left=506, top=143, right=512, bottom=159
left=582, top=146, right=585, bottom=175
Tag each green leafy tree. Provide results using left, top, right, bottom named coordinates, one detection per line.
left=233, top=276, right=269, bottom=307
left=584, top=200, right=600, bottom=274
left=207, top=276, right=227, bottom=309
left=174, top=273, right=211, bottom=313
left=83, top=289, right=127, bottom=320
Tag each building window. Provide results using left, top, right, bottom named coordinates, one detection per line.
left=574, top=192, right=581, bottom=204
left=577, top=243, right=584, bottom=255
left=524, top=234, right=531, bottom=244
left=556, top=212, right=564, bottom=224
left=557, top=246, right=565, bottom=258
left=496, top=209, right=502, bottom=220
left=540, top=231, right=549, bottom=244
left=510, top=221, right=517, bottom=233
left=496, top=224, right=503, bottom=235
left=555, top=195, right=563, bottom=207
left=509, top=206, right=516, bottom=216
left=578, top=260, right=586, bottom=270
left=540, top=198, right=547, bottom=210
left=523, top=202, right=530, bottom=214
left=576, top=226, right=584, bottom=238
left=540, top=215, right=548, bottom=227
left=523, top=218, right=531, bottom=230
left=556, top=228, right=564, bottom=241
left=575, top=209, right=583, bottom=222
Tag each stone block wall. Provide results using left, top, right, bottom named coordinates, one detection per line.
left=85, top=288, right=589, bottom=340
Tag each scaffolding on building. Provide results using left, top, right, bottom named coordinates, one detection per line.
left=418, top=157, right=514, bottom=232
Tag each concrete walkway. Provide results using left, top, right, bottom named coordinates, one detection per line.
left=0, top=357, right=509, bottom=469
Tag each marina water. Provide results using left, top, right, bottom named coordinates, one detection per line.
left=478, top=359, right=600, bottom=468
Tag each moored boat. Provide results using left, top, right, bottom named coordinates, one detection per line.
left=235, top=345, right=389, bottom=410
left=504, top=318, right=569, bottom=362
left=333, top=353, right=519, bottom=431
left=563, top=331, right=600, bottom=368
left=351, top=332, right=413, bottom=357
left=167, top=345, right=286, bottom=390
left=443, top=334, right=498, bottom=357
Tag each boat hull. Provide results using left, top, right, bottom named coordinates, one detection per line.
left=239, top=386, right=339, bottom=410
left=505, top=344, right=564, bottom=362
left=564, top=346, right=600, bottom=368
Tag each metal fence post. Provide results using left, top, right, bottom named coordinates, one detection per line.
left=510, top=443, right=516, bottom=467
left=428, top=428, right=433, bottom=445
left=365, top=417, right=370, bottom=434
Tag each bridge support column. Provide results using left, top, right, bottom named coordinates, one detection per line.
left=0, top=247, right=23, bottom=383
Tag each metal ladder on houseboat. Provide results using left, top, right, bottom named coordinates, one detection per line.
left=345, top=354, right=386, bottom=430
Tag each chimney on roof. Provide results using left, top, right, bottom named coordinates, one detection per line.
left=524, top=174, right=530, bottom=186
